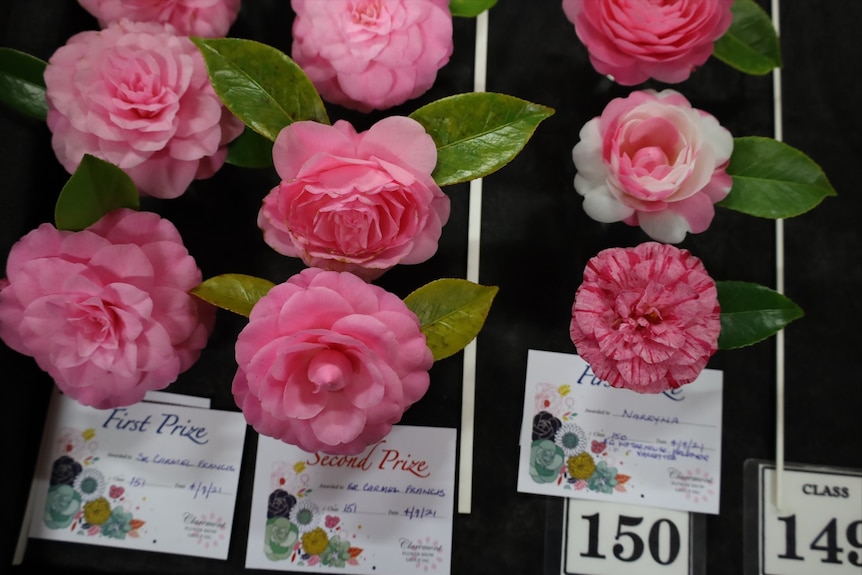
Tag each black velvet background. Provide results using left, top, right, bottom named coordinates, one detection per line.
left=2, top=1, right=860, bottom=574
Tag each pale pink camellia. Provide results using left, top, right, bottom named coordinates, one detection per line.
left=562, top=0, right=734, bottom=85
left=259, top=116, right=450, bottom=281
left=232, top=268, right=433, bottom=455
left=45, top=20, right=244, bottom=199
left=570, top=242, right=721, bottom=394
left=291, top=0, right=453, bottom=112
left=572, top=89, right=733, bottom=244
left=78, top=0, right=242, bottom=38
left=0, top=209, right=215, bottom=409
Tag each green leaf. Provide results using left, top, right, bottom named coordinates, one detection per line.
left=713, top=0, right=782, bottom=75
left=717, top=281, right=804, bottom=350
left=409, top=93, right=554, bottom=186
left=226, top=127, right=274, bottom=168
left=719, top=137, right=836, bottom=218
left=0, top=47, right=48, bottom=120
left=449, top=0, right=498, bottom=17
left=191, top=37, right=329, bottom=142
left=191, top=274, right=276, bottom=317
left=54, top=155, right=139, bottom=231
left=403, top=279, right=498, bottom=361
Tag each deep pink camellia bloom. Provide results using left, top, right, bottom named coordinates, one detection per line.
left=259, top=116, right=450, bottom=281
left=77, top=0, right=242, bottom=37
left=570, top=242, right=720, bottom=394
left=0, top=209, right=215, bottom=409
left=232, top=268, right=433, bottom=455
left=291, top=0, right=453, bottom=112
left=562, top=0, right=734, bottom=85
left=45, top=20, right=244, bottom=199
left=572, top=89, right=733, bottom=243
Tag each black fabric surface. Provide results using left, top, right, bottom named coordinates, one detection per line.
left=2, top=1, right=860, bottom=574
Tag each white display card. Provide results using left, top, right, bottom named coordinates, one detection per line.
left=518, top=350, right=724, bottom=514
left=28, top=389, right=247, bottom=559
left=245, top=426, right=457, bottom=574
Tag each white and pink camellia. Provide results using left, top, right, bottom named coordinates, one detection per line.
left=562, top=0, right=734, bottom=85
left=572, top=89, right=733, bottom=243
left=232, top=268, right=433, bottom=455
left=570, top=242, right=721, bottom=394
left=45, top=20, right=243, bottom=199
left=78, top=0, right=242, bottom=38
left=291, top=0, right=453, bottom=112
left=0, top=209, right=215, bottom=409
left=259, top=116, right=450, bottom=280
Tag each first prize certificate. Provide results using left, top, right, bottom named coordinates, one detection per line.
left=246, top=426, right=456, bottom=574
left=28, top=390, right=247, bottom=559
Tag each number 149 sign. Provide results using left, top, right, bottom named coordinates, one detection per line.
left=744, top=460, right=862, bottom=575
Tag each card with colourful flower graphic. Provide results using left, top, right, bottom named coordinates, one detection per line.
left=245, top=426, right=456, bottom=574
left=518, top=350, right=723, bottom=514
left=28, top=389, right=247, bottom=558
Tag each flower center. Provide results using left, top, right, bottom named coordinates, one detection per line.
left=561, top=432, right=580, bottom=450
left=80, top=477, right=98, bottom=494
left=296, top=508, right=313, bottom=526
left=307, top=349, right=352, bottom=393
left=350, top=0, right=382, bottom=25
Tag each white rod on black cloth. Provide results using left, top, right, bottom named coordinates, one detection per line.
left=458, top=9, right=489, bottom=515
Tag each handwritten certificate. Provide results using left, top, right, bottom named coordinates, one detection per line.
left=28, top=390, right=247, bottom=559
left=245, top=426, right=456, bottom=574
left=517, top=349, right=723, bottom=514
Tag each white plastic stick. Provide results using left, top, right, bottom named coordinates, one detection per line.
left=457, top=9, right=489, bottom=515
left=771, top=0, right=785, bottom=511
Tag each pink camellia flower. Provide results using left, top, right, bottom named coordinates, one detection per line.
left=0, top=209, right=215, bottom=408
left=570, top=242, right=721, bottom=394
left=259, top=116, right=450, bottom=280
left=232, top=268, right=433, bottom=454
left=572, top=89, right=733, bottom=243
left=45, top=20, right=244, bottom=199
left=77, top=0, right=242, bottom=37
left=562, top=0, right=733, bottom=85
left=291, top=0, right=453, bottom=112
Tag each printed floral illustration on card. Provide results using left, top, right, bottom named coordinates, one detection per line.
left=529, top=383, right=634, bottom=495
left=43, top=426, right=147, bottom=540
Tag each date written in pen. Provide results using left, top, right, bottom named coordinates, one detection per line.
left=341, top=503, right=438, bottom=520
left=123, top=476, right=224, bottom=499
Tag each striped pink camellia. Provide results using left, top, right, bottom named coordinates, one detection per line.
left=232, top=268, right=433, bottom=455
left=291, top=0, right=453, bottom=112
left=562, top=0, right=734, bottom=85
left=570, top=242, right=720, bottom=394
left=0, top=209, right=215, bottom=408
left=259, top=116, right=450, bottom=281
left=572, top=89, right=733, bottom=244
left=78, top=0, right=242, bottom=38
left=45, top=20, right=243, bottom=199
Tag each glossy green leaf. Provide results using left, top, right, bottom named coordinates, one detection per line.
left=713, top=0, right=782, bottom=75
left=191, top=37, right=329, bottom=141
left=717, top=281, right=804, bottom=350
left=719, top=137, right=836, bottom=218
left=226, top=127, right=274, bottom=168
left=449, top=0, right=497, bottom=17
left=54, top=155, right=139, bottom=231
left=404, top=279, right=498, bottom=361
left=409, top=93, right=554, bottom=186
left=0, top=47, right=48, bottom=120
left=191, top=274, right=276, bottom=317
